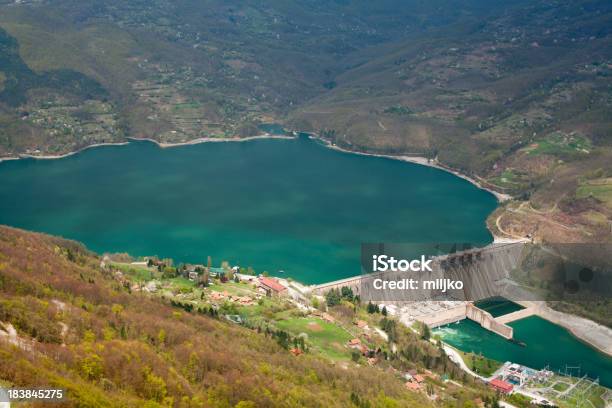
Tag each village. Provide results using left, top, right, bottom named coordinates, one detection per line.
left=102, top=256, right=480, bottom=402
left=102, top=256, right=611, bottom=408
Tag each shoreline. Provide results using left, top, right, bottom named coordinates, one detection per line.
left=2, top=132, right=511, bottom=203
left=128, top=134, right=295, bottom=148
left=307, top=133, right=522, bottom=244
left=0, top=135, right=293, bottom=163
left=0, top=141, right=130, bottom=163
left=0, top=132, right=510, bottom=202
left=307, top=134, right=512, bottom=203
left=0, top=131, right=518, bottom=243
left=537, top=303, right=612, bottom=357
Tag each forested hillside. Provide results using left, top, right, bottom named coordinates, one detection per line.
left=0, top=225, right=437, bottom=407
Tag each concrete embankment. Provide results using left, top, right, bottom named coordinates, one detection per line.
left=466, top=303, right=513, bottom=339
left=495, top=306, right=537, bottom=324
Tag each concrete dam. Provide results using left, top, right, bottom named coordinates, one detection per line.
left=312, top=242, right=525, bottom=301
left=311, top=242, right=527, bottom=339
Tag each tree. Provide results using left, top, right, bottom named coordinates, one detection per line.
left=367, top=301, right=377, bottom=314
left=157, top=329, right=166, bottom=347
left=381, top=306, right=388, bottom=316
left=142, top=367, right=167, bottom=402
left=421, top=323, right=431, bottom=340
left=162, top=266, right=176, bottom=279
left=325, top=288, right=341, bottom=306
left=341, top=286, right=354, bottom=300
left=120, top=325, right=127, bottom=339
left=201, top=271, right=210, bottom=287
left=80, top=352, right=103, bottom=380
left=111, top=303, right=124, bottom=317
left=311, top=297, right=319, bottom=309
left=380, top=317, right=397, bottom=343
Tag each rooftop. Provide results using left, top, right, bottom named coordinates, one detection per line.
left=259, top=277, right=286, bottom=292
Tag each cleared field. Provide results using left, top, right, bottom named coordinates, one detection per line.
left=455, top=349, right=502, bottom=377
left=276, top=317, right=353, bottom=361
left=110, top=262, right=157, bottom=281
left=527, top=133, right=591, bottom=157
left=577, top=178, right=612, bottom=207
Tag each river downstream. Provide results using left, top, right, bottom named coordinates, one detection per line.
left=435, top=316, right=612, bottom=388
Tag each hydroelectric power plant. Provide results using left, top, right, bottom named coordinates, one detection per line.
left=313, top=242, right=543, bottom=340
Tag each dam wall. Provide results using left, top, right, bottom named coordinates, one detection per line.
left=466, top=303, right=514, bottom=339
left=311, top=242, right=526, bottom=302
left=440, top=243, right=524, bottom=301
left=310, top=275, right=362, bottom=297
left=311, top=243, right=523, bottom=339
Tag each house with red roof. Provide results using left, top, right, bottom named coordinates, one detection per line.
left=347, top=338, right=361, bottom=348
left=489, top=378, right=513, bottom=394
left=258, top=277, right=287, bottom=297
left=405, top=381, right=421, bottom=391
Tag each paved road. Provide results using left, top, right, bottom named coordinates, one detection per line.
left=442, top=345, right=486, bottom=381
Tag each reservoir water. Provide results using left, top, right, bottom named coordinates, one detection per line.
left=435, top=316, right=612, bottom=388
left=0, top=136, right=497, bottom=283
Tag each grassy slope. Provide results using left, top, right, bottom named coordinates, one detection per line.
left=275, top=317, right=353, bottom=361
left=0, top=225, right=429, bottom=407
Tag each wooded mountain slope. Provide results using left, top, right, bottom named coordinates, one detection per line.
left=0, top=225, right=430, bottom=407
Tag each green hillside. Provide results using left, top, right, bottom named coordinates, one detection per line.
left=0, top=225, right=437, bottom=407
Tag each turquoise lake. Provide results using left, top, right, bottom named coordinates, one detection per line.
left=0, top=136, right=497, bottom=284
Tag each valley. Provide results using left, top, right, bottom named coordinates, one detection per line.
left=0, top=1, right=610, bottom=407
